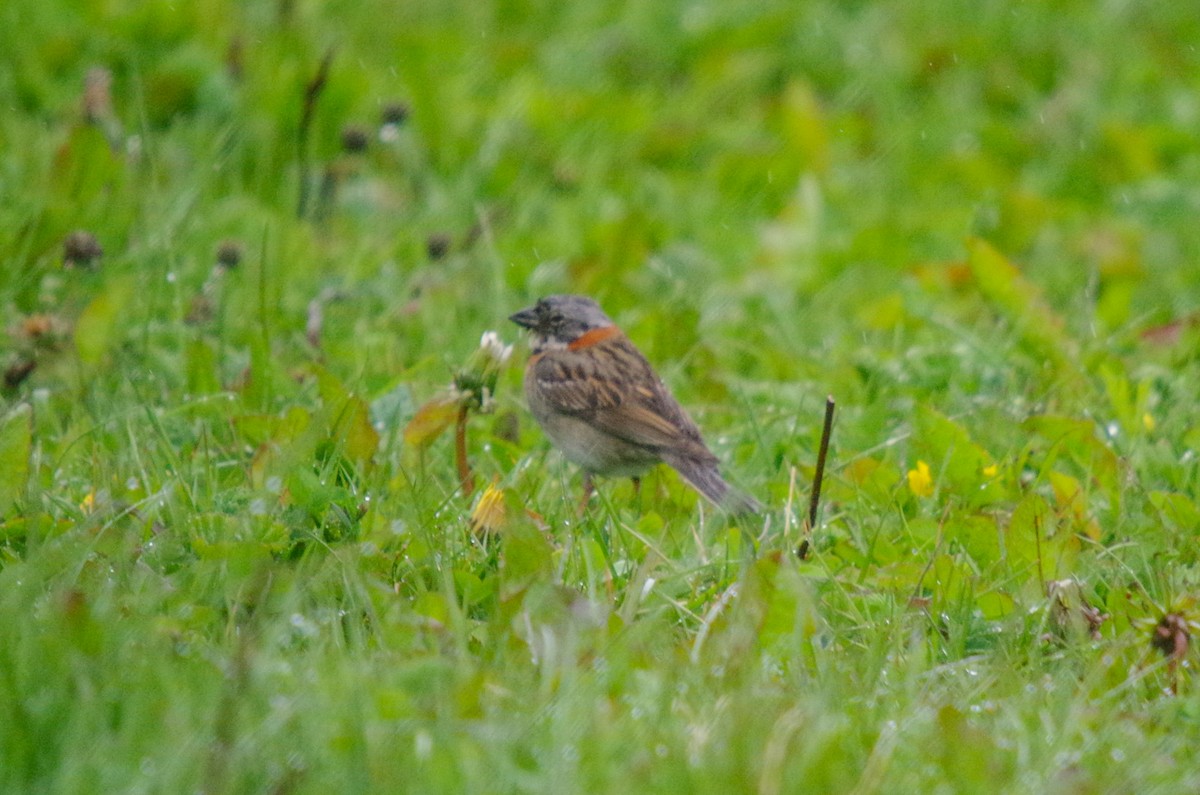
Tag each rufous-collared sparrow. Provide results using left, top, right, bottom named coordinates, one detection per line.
left=510, top=295, right=760, bottom=513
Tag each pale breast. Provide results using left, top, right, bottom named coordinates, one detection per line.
left=525, top=365, right=658, bottom=475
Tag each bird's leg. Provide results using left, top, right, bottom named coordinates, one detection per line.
left=630, top=476, right=641, bottom=497
left=577, top=471, right=595, bottom=516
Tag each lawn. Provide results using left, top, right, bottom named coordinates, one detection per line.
left=2, top=0, right=1200, bottom=791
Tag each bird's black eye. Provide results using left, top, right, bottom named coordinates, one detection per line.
left=547, top=312, right=564, bottom=326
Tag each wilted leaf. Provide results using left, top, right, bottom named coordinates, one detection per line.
left=404, top=395, right=459, bottom=448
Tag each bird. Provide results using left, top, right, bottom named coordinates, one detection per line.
left=509, top=294, right=760, bottom=513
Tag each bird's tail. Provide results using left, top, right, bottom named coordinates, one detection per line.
left=664, top=453, right=762, bottom=514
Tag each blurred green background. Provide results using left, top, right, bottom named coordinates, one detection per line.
left=2, top=0, right=1200, bottom=791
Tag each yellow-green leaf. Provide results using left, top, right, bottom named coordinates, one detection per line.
left=965, top=237, right=1082, bottom=382
left=313, top=365, right=379, bottom=466
left=0, top=405, right=33, bottom=516
left=913, top=405, right=1001, bottom=506
left=75, top=278, right=134, bottom=365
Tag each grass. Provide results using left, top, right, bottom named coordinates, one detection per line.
left=2, top=0, right=1200, bottom=791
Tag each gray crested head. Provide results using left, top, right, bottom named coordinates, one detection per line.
left=509, top=295, right=615, bottom=347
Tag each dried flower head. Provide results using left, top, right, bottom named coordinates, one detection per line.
left=4, top=358, right=36, bottom=390
left=426, top=233, right=452, bottom=261
left=1045, top=579, right=1106, bottom=642
left=379, top=102, right=410, bottom=143
left=1151, top=613, right=1191, bottom=661
left=83, top=67, right=114, bottom=124
left=341, top=125, right=370, bottom=154
left=18, top=313, right=67, bottom=351
left=63, top=230, right=103, bottom=269
left=215, top=239, right=243, bottom=269
left=380, top=102, right=410, bottom=127
left=21, top=314, right=56, bottom=340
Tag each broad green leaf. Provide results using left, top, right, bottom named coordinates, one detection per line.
left=912, top=405, right=1002, bottom=506
left=500, top=521, right=556, bottom=600
left=837, top=456, right=898, bottom=507
left=1149, top=491, right=1200, bottom=530
left=965, top=237, right=1082, bottom=382
left=976, top=590, right=1015, bottom=620
left=75, top=278, right=134, bottom=365
left=873, top=561, right=929, bottom=591
left=904, top=516, right=940, bottom=550
left=698, top=553, right=817, bottom=668
left=313, top=365, right=379, bottom=466
left=1007, top=491, right=1079, bottom=580
left=370, top=382, right=414, bottom=434
left=412, top=591, right=452, bottom=625
left=286, top=467, right=332, bottom=515
left=51, top=123, right=123, bottom=207
left=929, top=553, right=971, bottom=606
left=948, top=514, right=1001, bottom=569
left=453, top=569, right=493, bottom=611
left=0, top=404, right=32, bottom=516
left=1005, top=493, right=1051, bottom=573
left=1098, top=362, right=1153, bottom=438
left=1047, top=470, right=1101, bottom=540
left=246, top=407, right=316, bottom=490
left=185, top=338, right=221, bottom=396
left=935, top=705, right=997, bottom=790
left=777, top=79, right=829, bottom=175
left=753, top=555, right=818, bottom=653
left=1023, top=414, right=1121, bottom=514
left=241, top=337, right=297, bottom=409
left=857, top=292, right=906, bottom=331
left=235, top=406, right=311, bottom=447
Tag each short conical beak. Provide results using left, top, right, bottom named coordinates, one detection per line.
left=509, top=306, right=539, bottom=329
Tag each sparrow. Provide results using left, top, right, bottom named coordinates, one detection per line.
left=509, top=294, right=760, bottom=513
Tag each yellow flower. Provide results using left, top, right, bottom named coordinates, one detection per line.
left=469, top=482, right=508, bottom=536
left=982, top=464, right=998, bottom=478
left=907, top=460, right=934, bottom=497
left=1143, top=413, right=1155, bottom=432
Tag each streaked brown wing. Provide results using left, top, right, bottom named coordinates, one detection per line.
left=530, top=334, right=714, bottom=459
